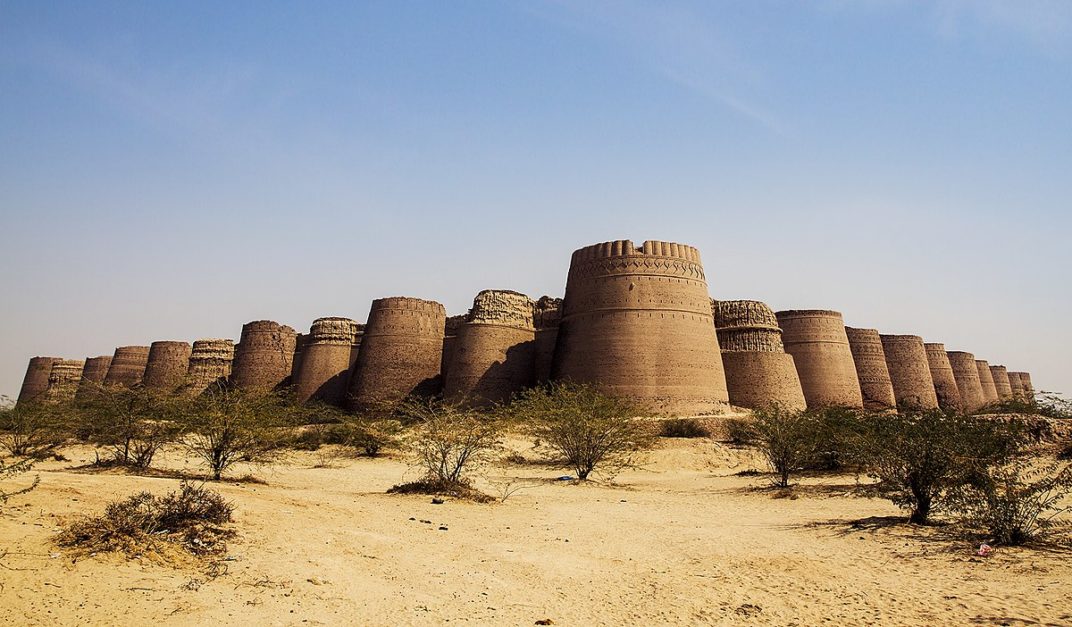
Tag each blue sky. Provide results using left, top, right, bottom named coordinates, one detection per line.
left=1, top=1, right=1069, bottom=399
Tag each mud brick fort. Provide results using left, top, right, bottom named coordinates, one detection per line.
left=16, top=239, right=1035, bottom=414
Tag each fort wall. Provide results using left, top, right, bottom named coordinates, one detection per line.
left=44, top=359, right=84, bottom=403
left=230, top=321, right=297, bottom=392
left=444, top=290, right=536, bottom=407
left=714, top=300, right=805, bottom=411
left=552, top=240, right=729, bottom=415
left=294, top=317, right=360, bottom=405
left=776, top=310, right=863, bottom=409
left=975, top=360, right=1000, bottom=404
left=183, top=339, right=234, bottom=396
left=989, top=365, right=1013, bottom=400
left=75, top=355, right=112, bottom=400
left=103, top=346, right=150, bottom=388
left=880, top=335, right=939, bottom=410
left=924, top=343, right=962, bottom=411
left=17, top=356, right=59, bottom=404
left=143, top=341, right=192, bottom=391
left=348, top=297, right=446, bottom=408
left=845, top=327, right=897, bottom=412
left=947, top=351, right=987, bottom=412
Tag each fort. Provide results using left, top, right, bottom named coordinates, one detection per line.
left=13, top=238, right=1041, bottom=417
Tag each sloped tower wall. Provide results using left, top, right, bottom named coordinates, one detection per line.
left=76, top=356, right=112, bottom=400
left=1018, top=372, right=1034, bottom=400
left=924, top=343, right=962, bottom=411
left=142, top=341, right=192, bottom=391
left=294, top=317, right=360, bottom=405
left=45, top=359, right=84, bottom=403
left=183, top=339, right=234, bottom=396
left=989, top=365, right=1013, bottom=400
left=533, top=296, right=562, bottom=384
left=1007, top=371, right=1025, bottom=399
left=947, top=351, right=987, bottom=412
left=440, top=315, right=466, bottom=381
left=230, top=321, right=297, bottom=392
left=104, top=346, right=150, bottom=388
left=17, top=356, right=60, bottom=404
left=552, top=239, right=729, bottom=415
left=880, top=335, right=939, bottom=410
left=349, top=297, right=446, bottom=408
left=713, top=300, right=805, bottom=412
left=776, top=310, right=863, bottom=409
left=845, top=327, right=898, bottom=412
left=444, top=290, right=536, bottom=407
left=975, top=360, right=1000, bottom=404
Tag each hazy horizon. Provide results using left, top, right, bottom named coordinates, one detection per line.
left=2, top=1, right=1070, bottom=400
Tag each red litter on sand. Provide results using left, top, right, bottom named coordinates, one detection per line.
left=976, top=543, right=993, bottom=557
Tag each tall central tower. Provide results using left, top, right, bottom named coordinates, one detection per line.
left=551, top=239, right=729, bottom=415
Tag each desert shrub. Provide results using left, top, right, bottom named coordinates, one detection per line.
left=1, top=456, right=39, bottom=505
left=951, top=458, right=1072, bottom=545
left=807, top=407, right=867, bottom=471
left=389, top=400, right=500, bottom=500
left=181, top=388, right=295, bottom=480
left=342, top=417, right=403, bottom=457
left=0, top=401, right=68, bottom=457
left=57, top=481, right=234, bottom=556
left=856, top=410, right=1025, bottom=524
left=659, top=418, right=710, bottom=438
left=724, top=418, right=758, bottom=446
left=750, top=407, right=819, bottom=488
left=77, top=386, right=184, bottom=468
left=510, top=382, right=655, bottom=481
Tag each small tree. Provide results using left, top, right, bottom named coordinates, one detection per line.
left=951, top=458, right=1072, bottom=545
left=182, top=388, right=294, bottom=480
left=750, top=406, right=819, bottom=488
left=396, top=399, right=501, bottom=490
left=510, top=382, right=655, bottom=481
left=78, top=386, right=183, bottom=468
left=0, top=399, right=67, bottom=457
left=856, top=410, right=1024, bottom=524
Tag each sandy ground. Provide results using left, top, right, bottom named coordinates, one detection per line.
left=1, top=438, right=1070, bottom=627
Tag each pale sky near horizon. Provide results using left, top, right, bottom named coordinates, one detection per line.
left=1, top=1, right=1069, bottom=401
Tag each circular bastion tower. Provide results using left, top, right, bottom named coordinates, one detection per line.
left=989, top=365, right=1013, bottom=400
left=845, top=328, right=898, bottom=412
left=923, top=343, right=962, bottom=411
left=551, top=240, right=729, bottom=415
left=143, top=341, right=193, bottom=392
left=946, top=351, right=987, bottom=412
left=444, top=290, right=537, bottom=407
left=1015, top=372, right=1034, bottom=400
left=44, top=359, right=84, bottom=403
left=104, top=346, right=150, bottom=388
left=230, top=321, right=298, bottom=393
left=1007, top=371, right=1025, bottom=399
left=880, top=335, right=939, bottom=410
left=76, top=355, right=113, bottom=400
left=183, top=339, right=235, bottom=396
left=975, top=360, right=1000, bottom=404
left=348, top=297, right=446, bottom=408
left=775, top=310, right=863, bottom=409
left=17, top=356, right=60, bottom=404
left=293, top=317, right=361, bottom=405
left=712, top=300, right=806, bottom=412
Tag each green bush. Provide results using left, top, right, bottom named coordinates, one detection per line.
left=951, top=458, right=1072, bottom=545
left=750, top=407, right=819, bottom=488
left=659, top=418, right=710, bottom=439
left=510, top=382, right=655, bottom=480
left=855, top=411, right=1025, bottom=524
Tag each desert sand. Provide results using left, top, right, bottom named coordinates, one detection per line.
left=2, top=438, right=1069, bottom=626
